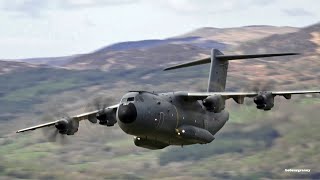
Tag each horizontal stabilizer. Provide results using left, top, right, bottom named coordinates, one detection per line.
left=164, top=57, right=210, bottom=71
left=164, top=52, right=299, bottom=71
left=215, top=53, right=299, bottom=61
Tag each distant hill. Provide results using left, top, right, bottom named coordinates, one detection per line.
left=60, top=26, right=296, bottom=71
left=0, top=60, right=49, bottom=75
left=231, top=23, right=320, bottom=89
left=65, top=44, right=210, bottom=70
left=94, top=36, right=225, bottom=52
left=238, top=23, right=320, bottom=54
left=179, top=25, right=298, bottom=45
left=2, top=55, right=81, bottom=67
left=5, top=25, right=296, bottom=72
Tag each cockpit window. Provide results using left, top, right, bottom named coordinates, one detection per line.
left=127, top=97, right=134, bottom=102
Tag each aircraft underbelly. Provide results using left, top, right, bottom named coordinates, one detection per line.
left=141, top=107, right=229, bottom=146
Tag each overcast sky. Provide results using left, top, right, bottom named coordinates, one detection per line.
left=0, top=0, right=319, bottom=59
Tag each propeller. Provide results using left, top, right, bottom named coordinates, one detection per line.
left=233, top=79, right=275, bottom=118
left=39, top=95, right=115, bottom=143
left=250, top=80, right=275, bottom=93
left=95, top=96, right=114, bottom=112
left=85, top=96, right=115, bottom=123
left=80, top=95, right=116, bottom=138
left=39, top=101, right=81, bottom=144
left=40, top=115, right=70, bottom=144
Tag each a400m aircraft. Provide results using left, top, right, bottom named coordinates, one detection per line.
left=17, top=49, right=320, bottom=150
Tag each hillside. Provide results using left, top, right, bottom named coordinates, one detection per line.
left=64, top=26, right=297, bottom=71
left=238, top=23, right=320, bottom=54
left=230, top=23, right=320, bottom=89
left=64, top=40, right=222, bottom=70
left=179, top=25, right=298, bottom=45
left=0, top=23, right=320, bottom=179
left=10, top=26, right=296, bottom=71
left=0, top=60, right=49, bottom=75
left=17, top=55, right=79, bottom=66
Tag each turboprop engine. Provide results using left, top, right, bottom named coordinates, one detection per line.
left=253, top=92, right=274, bottom=111
left=202, top=95, right=225, bottom=113
left=55, top=118, right=79, bottom=135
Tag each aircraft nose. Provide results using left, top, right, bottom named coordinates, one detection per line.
left=118, top=103, right=137, bottom=123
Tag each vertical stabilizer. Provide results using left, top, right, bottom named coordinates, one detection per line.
left=164, top=49, right=299, bottom=92
left=207, top=49, right=228, bottom=92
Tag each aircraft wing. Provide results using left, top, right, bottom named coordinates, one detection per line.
left=16, top=120, right=60, bottom=133
left=16, top=104, right=119, bottom=133
left=177, top=90, right=320, bottom=100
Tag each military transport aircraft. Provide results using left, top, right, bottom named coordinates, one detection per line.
left=16, top=49, right=320, bottom=150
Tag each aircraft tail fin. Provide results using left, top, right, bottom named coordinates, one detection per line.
left=164, top=49, right=299, bottom=92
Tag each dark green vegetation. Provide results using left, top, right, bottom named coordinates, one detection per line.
left=0, top=68, right=113, bottom=119
left=0, top=23, right=320, bottom=179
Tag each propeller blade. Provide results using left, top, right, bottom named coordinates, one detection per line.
left=58, top=133, right=69, bottom=145
left=40, top=113, right=72, bottom=144
left=47, top=129, right=59, bottom=142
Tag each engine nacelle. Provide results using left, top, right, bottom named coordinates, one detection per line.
left=55, top=118, right=79, bottom=135
left=134, top=137, right=169, bottom=150
left=202, top=95, right=225, bottom=113
left=253, top=92, right=274, bottom=111
left=96, top=108, right=117, bottom=126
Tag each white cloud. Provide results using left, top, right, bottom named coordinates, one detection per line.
left=156, top=0, right=279, bottom=14
left=0, top=0, right=139, bottom=17
left=283, top=8, right=314, bottom=17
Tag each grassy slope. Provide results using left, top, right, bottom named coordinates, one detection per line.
left=1, top=98, right=320, bottom=179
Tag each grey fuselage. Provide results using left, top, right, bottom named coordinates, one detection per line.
left=116, top=91, right=229, bottom=148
